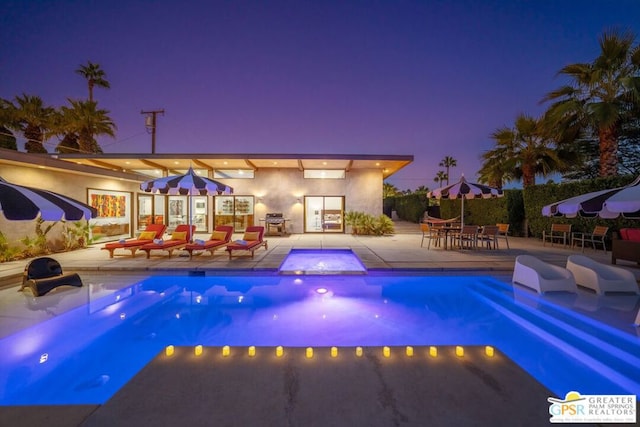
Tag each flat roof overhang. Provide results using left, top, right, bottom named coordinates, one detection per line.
left=51, top=153, right=413, bottom=179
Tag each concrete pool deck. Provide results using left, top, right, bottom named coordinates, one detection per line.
left=0, top=221, right=638, bottom=426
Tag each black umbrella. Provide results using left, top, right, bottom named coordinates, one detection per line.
left=0, top=176, right=97, bottom=221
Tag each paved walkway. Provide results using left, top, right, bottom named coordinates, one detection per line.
left=2, top=221, right=635, bottom=286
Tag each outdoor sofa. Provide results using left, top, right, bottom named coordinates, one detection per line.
left=611, top=228, right=640, bottom=265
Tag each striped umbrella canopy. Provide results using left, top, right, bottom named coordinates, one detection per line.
left=140, top=167, right=233, bottom=237
left=140, top=167, right=233, bottom=196
left=0, top=176, right=97, bottom=221
left=542, top=175, right=640, bottom=219
left=427, top=174, right=504, bottom=227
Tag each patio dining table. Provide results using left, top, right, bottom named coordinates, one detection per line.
left=426, top=222, right=461, bottom=250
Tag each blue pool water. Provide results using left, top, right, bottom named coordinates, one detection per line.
left=0, top=273, right=639, bottom=405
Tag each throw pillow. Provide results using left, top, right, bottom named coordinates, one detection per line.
left=210, top=230, right=228, bottom=241
left=139, top=231, right=157, bottom=240
left=243, top=231, right=260, bottom=241
left=171, top=231, right=187, bottom=241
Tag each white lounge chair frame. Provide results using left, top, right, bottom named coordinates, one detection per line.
left=512, top=255, right=577, bottom=294
left=566, top=255, right=639, bottom=295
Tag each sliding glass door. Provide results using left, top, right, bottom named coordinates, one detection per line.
left=304, top=196, right=344, bottom=233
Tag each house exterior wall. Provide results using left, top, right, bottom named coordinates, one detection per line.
left=1, top=163, right=384, bottom=249
left=219, top=168, right=383, bottom=234
left=0, top=164, right=141, bottom=250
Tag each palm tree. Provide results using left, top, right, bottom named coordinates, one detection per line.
left=55, top=99, right=116, bottom=154
left=434, top=171, right=447, bottom=185
left=383, top=182, right=399, bottom=198
left=485, top=114, right=562, bottom=188
left=542, top=29, right=640, bottom=177
left=8, top=94, right=54, bottom=153
left=438, top=156, right=457, bottom=185
left=0, top=99, right=17, bottom=150
left=75, top=61, right=110, bottom=102
left=477, top=150, right=512, bottom=189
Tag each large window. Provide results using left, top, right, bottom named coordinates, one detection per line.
left=214, top=196, right=254, bottom=232
left=304, top=170, right=345, bottom=179
left=214, top=169, right=255, bottom=179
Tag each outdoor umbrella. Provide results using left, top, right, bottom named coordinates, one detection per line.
left=541, top=175, right=640, bottom=219
left=0, top=176, right=97, bottom=221
left=140, top=167, right=233, bottom=237
left=427, top=174, right=504, bottom=227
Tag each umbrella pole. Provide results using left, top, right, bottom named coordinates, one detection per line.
left=461, top=197, right=465, bottom=228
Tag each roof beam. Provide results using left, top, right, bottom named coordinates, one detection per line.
left=244, top=159, right=258, bottom=170
left=297, top=159, right=304, bottom=171
left=345, top=160, right=353, bottom=172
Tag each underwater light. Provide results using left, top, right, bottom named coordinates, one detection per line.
left=316, top=288, right=328, bottom=294
left=39, top=353, right=48, bottom=364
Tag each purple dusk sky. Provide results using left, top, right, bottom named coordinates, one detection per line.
left=2, top=0, right=640, bottom=190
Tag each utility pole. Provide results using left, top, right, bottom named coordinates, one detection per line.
left=141, top=109, right=164, bottom=153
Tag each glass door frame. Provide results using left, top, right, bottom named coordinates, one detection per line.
left=303, top=196, right=345, bottom=233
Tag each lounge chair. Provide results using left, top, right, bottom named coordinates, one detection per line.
left=20, top=257, right=83, bottom=297
left=226, top=226, right=268, bottom=259
left=140, top=224, right=195, bottom=258
left=101, top=224, right=167, bottom=258
left=566, top=255, right=639, bottom=295
left=512, top=255, right=577, bottom=294
left=184, top=225, right=234, bottom=259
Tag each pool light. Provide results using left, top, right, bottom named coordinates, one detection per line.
left=316, top=288, right=328, bottom=294
left=39, top=353, right=48, bottom=364
left=485, top=346, right=494, bottom=357
left=455, top=346, right=464, bottom=357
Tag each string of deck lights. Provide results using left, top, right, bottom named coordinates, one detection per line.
left=164, top=345, right=496, bottom=358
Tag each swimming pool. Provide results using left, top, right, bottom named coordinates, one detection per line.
left=0, top=273, right=638, bottom=405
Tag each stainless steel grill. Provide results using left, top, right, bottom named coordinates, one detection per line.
left=265, top=213, right=286, bottom=235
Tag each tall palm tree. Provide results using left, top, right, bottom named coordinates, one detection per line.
left=542, top=29, right=640, bottom=177
left=9, top=94, right=54, bottom=153
left=434, top=170, right=447, bottom=185
left=75, top=61, right=110, bottom=102
left=477, top=150, right=512, bottom=189
left=383, top=182, right=399, bottom=198
left=55, top=99, right=116, bottom=154
left=485, top=114, right=561, bottom=188
left=438, top=156, right=457, bottom=185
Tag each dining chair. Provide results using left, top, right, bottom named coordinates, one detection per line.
left=496, top=223, right=510, bottom=249
left=478, top=225, right=500, bottom=249
left=456, top=225, right=479, bottom=249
